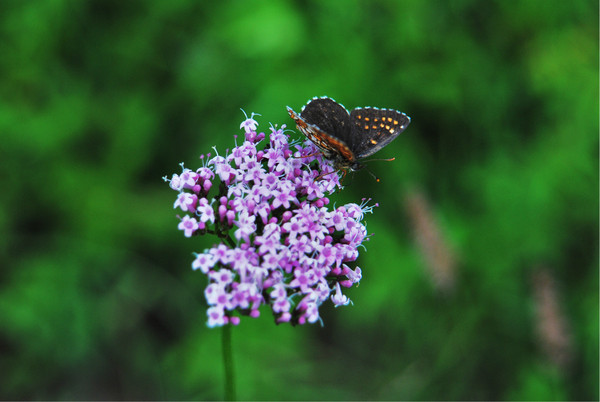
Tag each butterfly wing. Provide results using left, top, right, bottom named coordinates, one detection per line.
left=349, top=107, right=410, bottom=159
left=298, top=97, right=352, bottom=145
left=287, top=106, right=356, bottom=163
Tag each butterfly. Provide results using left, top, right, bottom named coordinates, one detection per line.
left=287, top=97, right=410, bottom=179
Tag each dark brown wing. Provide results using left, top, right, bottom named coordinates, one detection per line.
left=349, top=107, right=410, bottom=159
left=287, top=106, right=356, bottom=163
left=298, top=97, right=352, bottom=146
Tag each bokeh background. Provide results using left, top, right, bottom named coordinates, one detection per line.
left=1, top=0, right=597, bottom=400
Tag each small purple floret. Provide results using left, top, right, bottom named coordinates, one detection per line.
left=165, top=113, right=376, bottom=327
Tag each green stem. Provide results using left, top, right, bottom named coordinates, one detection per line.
left=224, top=234, right=236, bottom=248
left=222, top=324, right=236, bottom=401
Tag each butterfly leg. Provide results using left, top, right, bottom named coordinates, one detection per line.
left=314, top=168, right=346, bottom=185
left=297, top=151, right=323, bottom=160
left=339, top=169, right=347, bottom=184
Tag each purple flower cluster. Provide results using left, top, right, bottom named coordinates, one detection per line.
left=165, top=113, right=376, bottom=327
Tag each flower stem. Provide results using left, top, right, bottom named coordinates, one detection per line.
left=222, top=324, right=236, bottom=401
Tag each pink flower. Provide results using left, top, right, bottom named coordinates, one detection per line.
left=165, top=113, right=376, bottom=327
left=178, top=215, right=198, bottom=237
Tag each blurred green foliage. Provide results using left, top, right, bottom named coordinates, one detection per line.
left=0, top=0, right=597, bottom=400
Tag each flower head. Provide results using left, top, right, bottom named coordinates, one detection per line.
left=165, top=112, right=376, bottom=327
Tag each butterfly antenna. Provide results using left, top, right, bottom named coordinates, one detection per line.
left=361, top=157, right=395, bottom=182
left=363, top=166, right=381, bottom=182
left=364, top=157, right=396, bottom=163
